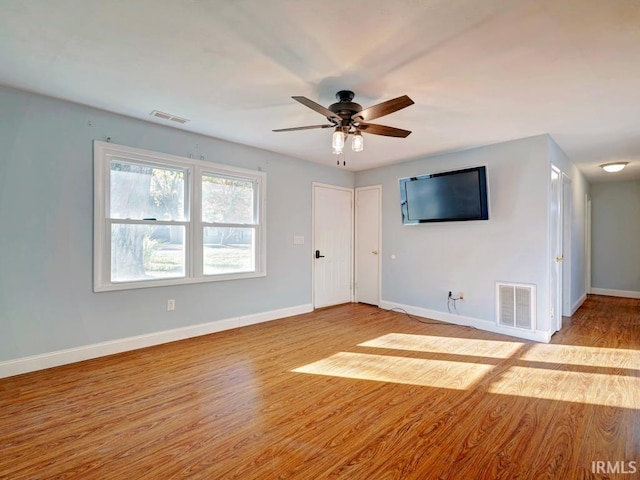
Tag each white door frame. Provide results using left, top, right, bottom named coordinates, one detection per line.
left=355, top=185, right=382, bottom=305
left=585, top=195, right=592, bottom=295
left=562, top=173, right=572, bottom=317
left=312, top=182, right=354, bottom=308
left=549, top=165, right=563, bottom=333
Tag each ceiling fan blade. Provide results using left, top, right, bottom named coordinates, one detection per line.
left=359, top=123, right=412, bottom=138
left=352, top=95, right=414, bottom=122
left=292, top=96, right=342, bottom=122
left=272, top=124, right=335, bottom=132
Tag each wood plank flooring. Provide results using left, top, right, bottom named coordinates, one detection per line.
left=1, top=295, right=639, bottom=479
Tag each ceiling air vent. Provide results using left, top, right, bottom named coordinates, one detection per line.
left=150, top=110, right=190, bottom=124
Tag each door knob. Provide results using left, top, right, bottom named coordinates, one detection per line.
left=372, top=251, right=378, bottom=255
left=315, top=250, right=325, bottom=259
left=555, top=256, right=563, bottom=263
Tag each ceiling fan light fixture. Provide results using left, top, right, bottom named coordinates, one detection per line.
left=274, top=91, right=413, bottom=161
left=352, top=131, right=364, bottom=152
left=332, top=128, right=345, bottom=155
left=600, top=162, right=628, bottom=173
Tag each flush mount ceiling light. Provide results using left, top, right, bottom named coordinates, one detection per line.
left=600, top=162, right=628, bottom=173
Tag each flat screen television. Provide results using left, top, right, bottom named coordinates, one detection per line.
left=400, top=166, right=489, bottom=224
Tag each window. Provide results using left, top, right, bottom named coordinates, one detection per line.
left=202, top=173, right=257, bottom=275
left=94, top=141, right=266, bottom=291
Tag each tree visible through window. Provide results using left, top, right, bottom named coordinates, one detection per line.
left=94, top=141, right=266, bottom=291
left=202, top=174, right=256, bottom=275
left=109, top=161, right=186, bottom=282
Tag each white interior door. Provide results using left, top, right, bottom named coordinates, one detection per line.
left=313, top=184, right=353, bottom=308
left=355, top=186, right=381, bottom=306
left=550, top=166, right=564, bottom=333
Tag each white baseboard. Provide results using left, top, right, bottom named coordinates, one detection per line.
left=571, top=293, right=587, bottom=315
left=379, top=300, right=551, bottom=343
left=0, top=304, right=313, bottom=379
left=590, top=288, right=640, bottom=299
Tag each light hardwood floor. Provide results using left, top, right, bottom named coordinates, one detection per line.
left=1, top=295, right=639, bottom=479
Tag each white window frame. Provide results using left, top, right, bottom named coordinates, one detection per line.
left=94, top=141, right=266, bottom=292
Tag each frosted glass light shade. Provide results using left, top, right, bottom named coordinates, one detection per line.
left=352, top=132, right=364, bottom=152
left=600, top=162, right=628, bottom=173
left=332, top=130, right=344, bottom=154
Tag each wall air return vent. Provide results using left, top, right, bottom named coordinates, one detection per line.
left=150, top=110, right=190, bottom=124
left=496, top=282, right=536, bottom=331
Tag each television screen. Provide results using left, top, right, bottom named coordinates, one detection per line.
left=400, top=166, right=489, bottom=224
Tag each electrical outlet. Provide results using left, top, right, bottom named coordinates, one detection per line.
left=167, top=299, right=175, bottom=311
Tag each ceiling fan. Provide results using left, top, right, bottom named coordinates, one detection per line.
left=273, top=90, right=414, bottom=157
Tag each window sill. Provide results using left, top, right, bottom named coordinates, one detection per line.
left=93, top=271, right=267, bottom=292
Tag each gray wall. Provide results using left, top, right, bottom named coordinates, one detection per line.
left=590, top=180, right=640, bottom=293
left=355, top=135, right=554, bottom=332
left=0, top=85, right=592, bottom=364
left=0, top=86, right=354, bottom=361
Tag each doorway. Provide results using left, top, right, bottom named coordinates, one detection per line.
left=550, top=166, right=563, bottom=333
left=550, top=166, right=572, bottom=333
left=355, top=185, right=381, bottom=306
left=312, top=183, right=353, bottom=308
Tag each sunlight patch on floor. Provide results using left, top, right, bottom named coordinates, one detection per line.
left=292, top=352, right=492, bottom=389
left=359, top=333, right=524, bottom=359
left=294, top=333, right=640, bottom=407
left=488, top=366, right=640, bottom=409
left=520, top=344, right=640, bottom=370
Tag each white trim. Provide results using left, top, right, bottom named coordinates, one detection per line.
left=548, top=164, right=564, bottom=333
left=0, top=304, right=312, bottom=379
left=585, top=196, right=592, bottom=294
left=571, top=293, right=587, bottom=315
left=590, top=288, right=640, bottom=299
left=379, top=300, right=551, bottom=343
left=93, top=141, right=267, bottom=292
left=562, top=173, right=572, bottom=317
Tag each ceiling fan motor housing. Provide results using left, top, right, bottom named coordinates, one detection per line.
left=328, top=90, right=362, bottom=125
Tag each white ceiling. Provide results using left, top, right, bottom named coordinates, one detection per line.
left=1, top=0, right=639, bottom=182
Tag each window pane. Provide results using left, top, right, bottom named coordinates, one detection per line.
left=203, top=227, right=255, bottom=275
left=110, top=160, right=185, bottom=220
left=111, top=224, right=185, bottom=282
left=202, top=175, right=254, bottom=224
